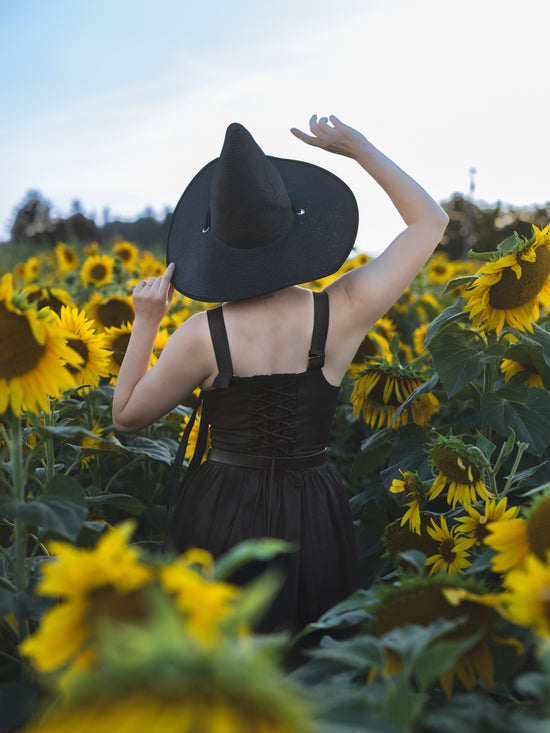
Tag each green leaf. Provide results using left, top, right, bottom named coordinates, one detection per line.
left=443, top=275, right=476, bottom=294
left=396, top=550, right=427, bottom=574
left=431, top=324, right=485, bottom=397
left=116, top=436, right=175, bottom=464
left=481, top=386, right=550, bottom=456
left=310, top=633, right=386, bottom=670
left=213, top=537, right=297, bottom=580
left=0, top=679, right=38, bottom=733
left=86, top=492, right=145, bottom=515
left=511, top=322, right=550, bottom=369
left=424, top=298, right=468, bottom=348
left=0, top=475, right=87, bottom=541
left=390, top=372, right=440, bottom=427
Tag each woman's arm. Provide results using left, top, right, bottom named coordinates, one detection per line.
left=291, top=115, right=449, bottom=372
left=112, top=263, right=212, bottom=433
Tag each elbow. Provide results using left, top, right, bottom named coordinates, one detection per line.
left=112, top=410, right=139, bottom=434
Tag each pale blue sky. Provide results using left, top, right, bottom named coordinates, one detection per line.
left=2, top=0, right=549, bottom=254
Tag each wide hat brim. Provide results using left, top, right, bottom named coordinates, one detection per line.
left=166, top=155, right=359, bottom=302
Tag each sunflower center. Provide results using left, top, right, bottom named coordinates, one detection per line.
left=527, top=497, right=550, bottom=561
left=66, top=338, right=89, bottom=374
left=440, top=538, right=457, bottom=564
left=474, top=520, right=490, bottom=543
left=112, top=333, right=131, bottom=366
left=488, top=247, right=550, bottom=310
left=118, top=249, right=132, bottom=262
left=97, top=301, right=134, bottom=328
left=91, top=264, right=107, bottom=280
left=432, top=445, right=479, bottom=484
left=27, top=290, right=66, bottom=315
left=88, top=585, right=150, bottom=625
left=374, top=586, right=495, bottom=641
left=404, top=479, right=419, bottom=502
left=0, top=304, right=45, bottom=379
left=352, top=337, right=379, bottom=364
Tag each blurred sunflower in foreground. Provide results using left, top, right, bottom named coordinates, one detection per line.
left=20, top=523, right=314, bottom=733
left=20, top=522, right=241, bottom=688
left=0, top=274, right=81, bottom=415
left=464, top=224, right=550, bottom=334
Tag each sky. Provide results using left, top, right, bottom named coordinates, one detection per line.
left=1, top=0, right=549, bottom=255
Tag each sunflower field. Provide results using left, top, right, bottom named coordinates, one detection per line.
left=3, top=225, right=550, bottom=733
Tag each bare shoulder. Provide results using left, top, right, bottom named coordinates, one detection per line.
left=156, top=309, right=217, bottom=385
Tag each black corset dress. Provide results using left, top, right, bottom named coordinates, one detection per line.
left=168, top=290, right=359, bottom=632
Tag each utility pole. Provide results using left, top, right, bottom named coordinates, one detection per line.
left=463, top=167, right=477, bottom=257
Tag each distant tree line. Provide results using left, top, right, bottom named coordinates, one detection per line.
left=4, top=190, right=550, bottom=260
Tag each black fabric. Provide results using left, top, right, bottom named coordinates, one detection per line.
left=308, top=290, right=329, bottom=369
left=206, top=306, right=233, bottom=388
left=168, top=291, right=359, bottom=632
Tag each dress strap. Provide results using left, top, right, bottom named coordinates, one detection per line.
left=307, top=290, right=329, bottom=370
left=207, top=305, right=233, bottom=388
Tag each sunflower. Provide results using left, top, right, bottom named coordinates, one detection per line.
left=428, top=434, right=492, bottom=508
left=455, top=496, right=520, bottom=545
left=80, top=253, right=115, bottom=288
left=19, top=522, right=153, bottom=678
left=55, top=242, right=79, bottom=274
left=20, top=692, right=312, bottom=733
left=383, top=513, right=440, bottom=570
left=427, top=252, right=456, bottom=285
left=179, top=402, right=211, bottom=462
left=369, top=576, right=506, bottom=697
left=426, top=516, right=475, bottom=575
left=159, top=552, right=239, bottom=645
left=349, top=330, right=391, bottom=371
left=412, top=323, right=430, bottom=356
left=389, top=470, right=426, bottom=535
left=23, top=256, right=41, bottom=283
left=138, top=251, right=165, bottom=278
left=23, top=285, right=73, bottom=315
left=103, top=322, right=155, bottom=381
left=501, top=356, right=545, bottom=388
left=351, top=357, right=439, bottom=430
left=85, top=292, right=134, bottom=331
left=58, top=306, right=111, bottom=391
left=485, top=491, right=550, bottom=572
left=112, top=240, right=139, bottom=272
left=464, top=224, right=550, bottom=334
left=0, top=274, right=81, bottom=415
left=503, top=551, right=550, bottom=639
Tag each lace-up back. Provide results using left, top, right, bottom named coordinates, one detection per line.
left=169, top=290, right=359, bottom=633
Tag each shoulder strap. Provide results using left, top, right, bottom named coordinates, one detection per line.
left=166, top=391, right=207, bottom=509
left=207, top=305, right=233, bottom=388
left=308, top=290, right=329, bottom=370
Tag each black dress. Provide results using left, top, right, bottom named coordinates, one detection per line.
left=168, top=290, right=359, bottom=632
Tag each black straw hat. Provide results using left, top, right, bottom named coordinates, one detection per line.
left=166, top=123, right=358, bottom=302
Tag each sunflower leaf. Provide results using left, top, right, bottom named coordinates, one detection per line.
left=444, top=276, right=476, bottom=294
left=480, top=386, right=550, bottom=456
left=424, top=299, right=468, bottom=348
left=509, top=323, right=550, bottom=370
left=430, top=325, right=485, bottom=397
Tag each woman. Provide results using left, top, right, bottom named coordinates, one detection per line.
left=112, top=115, right=449, bottom=631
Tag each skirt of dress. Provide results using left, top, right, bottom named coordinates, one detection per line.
left=168, top=460, right=360, bottom=633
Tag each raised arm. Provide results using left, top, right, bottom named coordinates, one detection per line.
left=112, top=262, right=212, bottom=433
left=291, top=115, right=449, bottom=373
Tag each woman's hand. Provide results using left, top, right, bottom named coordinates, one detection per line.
left=290, top=115, right=369, bottom=159
left=132, top=262, right=176, bottom=327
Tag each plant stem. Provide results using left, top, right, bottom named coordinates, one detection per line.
left=8, top=413, right=30, bottom=640
left=501, top=442, right=529, bottom=497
